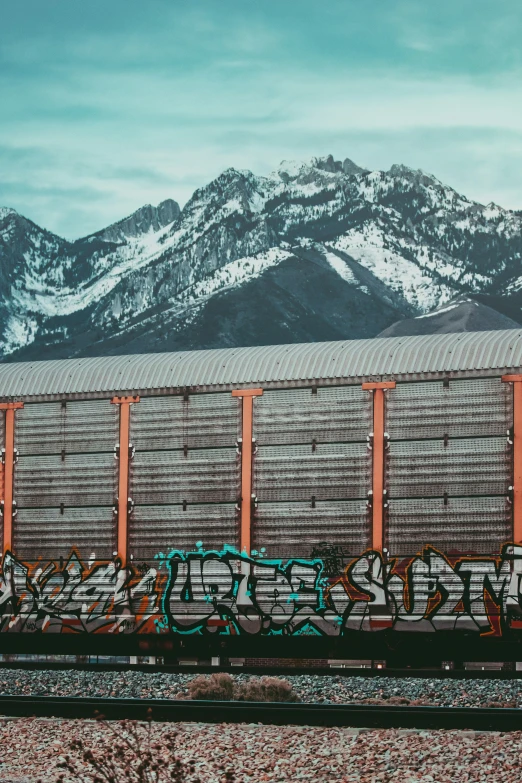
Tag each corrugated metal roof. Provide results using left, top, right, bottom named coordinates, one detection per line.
left=1, top=329, right=521, bottom=400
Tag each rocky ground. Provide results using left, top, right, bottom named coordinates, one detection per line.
left=0, top=718, right=519, bottom=782
left=0, top=669, right=521, bottom=708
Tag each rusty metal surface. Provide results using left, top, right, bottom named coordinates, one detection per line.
left=131, top=448, right=240, bottom=505
left=387, top=378, right=512, bottom=440
left=387, top=437, right=510, bottom=498
left=130, top=393, right=240, bottom=451
left=386, top=497, right=512, bottom=555
left=14, top=507, right=115, bottom=560
left=16, top=400, right=118, bottom=455
left=251, top=500, right=370, bottom=561
left=128, top=504, right=239, bottom=561
left=253, top=387, right=371, bottom=445
left=14, top=453, right=118, bottom=508
left=253, top=443, right=370, bottom=502
left=1, top=330, right=522, bottom=400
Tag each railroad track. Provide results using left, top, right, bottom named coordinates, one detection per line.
left=0, top=695, right=521, bottom=731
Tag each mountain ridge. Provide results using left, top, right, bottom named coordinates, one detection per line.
left=1, top=154, right=521, bottom=362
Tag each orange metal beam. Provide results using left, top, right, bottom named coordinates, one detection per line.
left=502, top=376, right=522, bottom=543
left=362, top=381, right=396, bottom=391
left=0, top=402, right=24, bottom=554
left=231, top=388, right=263, bottom=555
left=111, top=396, right=139, bottom=564
left=364, top=382, right=395, bottom=551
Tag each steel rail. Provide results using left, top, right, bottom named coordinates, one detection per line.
left=0, top=695, right=521, bottom=730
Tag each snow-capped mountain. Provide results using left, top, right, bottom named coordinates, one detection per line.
left=1, top=154, right=521, bottom=362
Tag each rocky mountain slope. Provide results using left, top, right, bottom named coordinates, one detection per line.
left=1, top=154, right=521, bottom=362
left=378, top=297, right=521, bottom=337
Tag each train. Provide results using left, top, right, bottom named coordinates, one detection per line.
left=1, top=328, right=522, bottom=665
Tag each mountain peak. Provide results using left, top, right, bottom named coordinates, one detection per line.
left=276, top=154, right=366, bottom=183
left=387, top=163, right=443, bottom=187
left=0, top=207, right=19, bottom=221
left=91, top=198, right=180, bottom=243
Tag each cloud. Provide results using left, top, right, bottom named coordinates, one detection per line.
left=1, top=0, right=521, bottom=236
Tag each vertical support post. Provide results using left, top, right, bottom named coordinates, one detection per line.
left=111, top=395, right=140, bottom=565
left=0, top=402, right=24, bottom=555
left=502, top=376, right=522, bottom=543
left=362, top=382, right=395, bottom=551
left=231, top=388, right=263, bottom=555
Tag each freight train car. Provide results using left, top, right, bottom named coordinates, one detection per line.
left=1, top=329, right=522, bottom=664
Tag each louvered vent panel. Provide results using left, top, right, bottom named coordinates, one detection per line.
left=132, top=448, right=240, bottom=505
left=387, top=437, right=510, bottom=498
left=254, top=386, right=371, bottom=446
left=129, top=504, right=239, bottom=561
left=16, top=400, right=118, bottom=455
left=130, top=393, right=240, bottom=451
left=386, top=497, right=512, bottom=556
left=14, top=507, right=115, bottom=560
left=253, top=443, right=370, bottom=502
left=387, top=378, right=511, bottom=440
left=15, top=453, right=118, bottom=507
left=252, top=500, right=370, bottom=561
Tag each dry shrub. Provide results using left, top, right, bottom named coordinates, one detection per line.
left=188, top=672, right=236, bottom=701
left=237, top=676, right=299, bottom=703
left=188, top=674, right=299, bottom=703
left=50, top=710, right=235, bottom=782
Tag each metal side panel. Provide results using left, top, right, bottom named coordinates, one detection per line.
left=253, top=386, right=371, bottom=446
left=387, top=378, right=512, bottom=440
left=128, top=504, right=239, bottom=561
left=251, top=500, right=370, bottom=562
left=14, top=507, right=115, bottom=560
left=253, top=443, right=371, bottom=502
left=387, top=437, right=510, bottom=498
left=15, top=453, right=118, bottom=508
left=130, top=393, right=241, bottom=451
left=386, top=497, right=512, bottom=556
left=16, top=400, right=118, bottom=456
left=131, top=448, right=240, bottom=505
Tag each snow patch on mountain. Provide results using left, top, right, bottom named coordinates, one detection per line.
left=333, top=223, right=455, bottom=311
left=416, top=300, right=467, bottom=319
left=323, top=250, right=358, bottom=284
left=181, top=247, right=291, bottom=306
left=13, top=221, right=176, bottom=321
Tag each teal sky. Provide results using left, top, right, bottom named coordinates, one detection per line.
left=1, top=0, right=521, bottom=238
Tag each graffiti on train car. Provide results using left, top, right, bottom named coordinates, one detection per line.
left=0, top=552, right=159, bottom=634
left=0, top=544, right=521, bottom=635
left=160, top=544, right=522, bottom=636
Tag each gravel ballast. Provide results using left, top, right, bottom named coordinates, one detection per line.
left=0, top=669, right=521, bottom=708
left=0, top=718, right=519, bottom=782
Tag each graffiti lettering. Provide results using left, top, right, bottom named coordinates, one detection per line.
left=0, top=544, right=521, bottom=636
